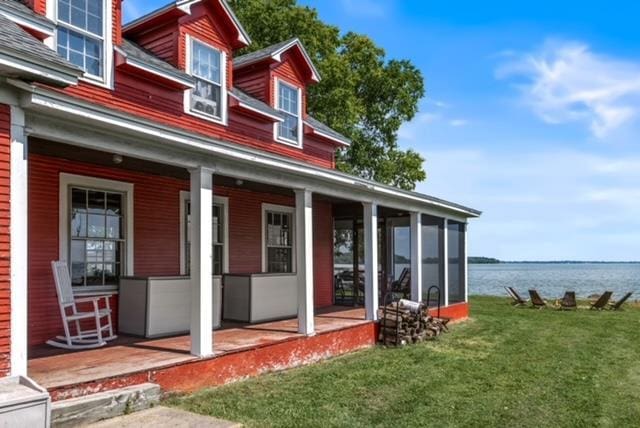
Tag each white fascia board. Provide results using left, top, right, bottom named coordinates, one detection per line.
left=0, top=9, right=55, bottom=37
left=304, top=123, right=350, bottom=146
left=0, top=53, right=79, bottom=86
left=13, top=81, right=480, bottom=218
left=228, top=91, right=283, bottom=122
left=115, top=46, right=195, bottom=88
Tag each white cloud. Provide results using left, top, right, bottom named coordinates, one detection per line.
left=417, top=148, right=640, bottom=260
left=449, top=119, right=469, bottom=127
left=496, top=39, right=640, bottom=137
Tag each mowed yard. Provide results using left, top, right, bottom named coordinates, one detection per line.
left=167, top=296, right=640, bottom=427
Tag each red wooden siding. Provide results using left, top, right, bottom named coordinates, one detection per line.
left=27, top=152, right=335, bottom=346
left=0, top=105, right=10, bottom=375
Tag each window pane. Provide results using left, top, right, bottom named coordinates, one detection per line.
left=213, top=245, right=223, bottom=275
left=71, top=262, right=85, bottom=286
left=88, top=190, right=105, bottom=213
left=87, top=214, right=105, bottom=237
left=70, top=4, right=85, bottom=28
left=191, top=79, right=221, bottom=118
left=278, top=113, right=298, bottom=141
left=86, top=240, right=103, bottom=263
left=103, top=241, right=116, bottom=262
left=58, top=0, right=70, bottom=23
left=106, top=215, right=121, bottom=239
left=268, top=248, right=292, bottom=273
left=86, top=263, right=104, bottom=285
left=104, top=263, right=118, bottom=285
left=106, top=193, right=121, bottom=215
left=192, top=41, right=220, bottom=83
left=71, top=240, right=85, bottom=263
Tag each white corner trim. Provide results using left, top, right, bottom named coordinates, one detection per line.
left=273, top=78, right=303, bottom=148
left=261, top=203, right=296, bottom=273
left=184, top=34, right=228, bottom=126
left=179, top=190, right=229, bottom=275
left=58, top=173, right=135, bottom=278
left=443, top=218, right=449, bottom=307
left=47, top=0, right=114, bottom=89
left=10, top=106, right=28, bottom=376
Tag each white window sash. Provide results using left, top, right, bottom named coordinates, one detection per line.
left=274, top=78, right=303, bottom=147
left=261, top=203, right=296, bottom=272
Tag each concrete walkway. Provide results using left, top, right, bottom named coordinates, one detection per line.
left=89, top=406, right=242, bottom=428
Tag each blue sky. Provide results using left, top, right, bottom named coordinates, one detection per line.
left=123, top=1, right=640, bottom=261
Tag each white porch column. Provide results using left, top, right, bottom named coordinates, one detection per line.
left=463, top=222, right=469, bottom=303
left=363, top=202, right=378, bottom=320
left=443, top=218, right=449, bottom=307
left=410, top=212, right=422, bottom=302
left=10, top=106, right=27, bottom=376
left=295, top=189, right=314, bottom=335
left=189, top=167, right=213, bottom=357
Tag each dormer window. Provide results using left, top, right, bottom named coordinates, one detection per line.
left=185, top=36, right=227, bottom=124
left=276, top=80, right=302, bottom=146
left=55, top=0, right=105, bottom=79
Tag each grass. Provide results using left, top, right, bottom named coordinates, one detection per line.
left=166, top=296, right=640, bottom=427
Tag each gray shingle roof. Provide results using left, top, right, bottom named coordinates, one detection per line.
left=0, top=0, right=54, bottom=30
left=230, top=88, right=284, bottom=120
left=120, top=39, right=194, bottom=85
left=233, top=38, right=297, bottom=68
left=0, top=14, right=81, bottom=72
left=305, top=116, right=351, bottom=145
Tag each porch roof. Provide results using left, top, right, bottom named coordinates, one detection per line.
left=11, top=80, right=481, bottom=220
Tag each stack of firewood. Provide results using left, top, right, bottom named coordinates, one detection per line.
left=377, top=301, right=449, bottom=346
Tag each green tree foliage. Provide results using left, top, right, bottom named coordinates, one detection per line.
left=228, top=0, right=426, bottom=190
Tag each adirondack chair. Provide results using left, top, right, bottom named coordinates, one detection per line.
left=391, top=268, right=411, bottom=298
left=528, top=289, right=547, bottom=309
left=608, top=292, right=633, bottom=311
left=505, top=286, right=527, bottom=306
left=557, top=291, right=577, bottom=310
left=589, top=291, right=613, bottom=310
left=47, top=261, right=117, bottom=350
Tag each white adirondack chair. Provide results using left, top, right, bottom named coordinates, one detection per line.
left=47, top=261, right=117, bottom=350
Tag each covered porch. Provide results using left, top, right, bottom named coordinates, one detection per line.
left=28, top=306, right=372, bottom=400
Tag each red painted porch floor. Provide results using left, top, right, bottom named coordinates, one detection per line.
left=28, top=306, right=368, bottom=391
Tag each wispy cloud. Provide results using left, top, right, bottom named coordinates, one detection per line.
left=496, top=39, right=640, bottom=137
left=449, top=119, right=469, bottom=127
left=417, top=148, right=640, bottom=260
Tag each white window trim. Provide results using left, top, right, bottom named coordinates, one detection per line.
left=179, top=190, right=229, bottom=276
left=184, top=34, right=228, bottom=126
left=273, top=78, right=303, bottom=148
left=58, top=173, right=134, bottom=293
left=46, top=0, right=114, bottom=89
left=261, top=203, right=296, bottom=273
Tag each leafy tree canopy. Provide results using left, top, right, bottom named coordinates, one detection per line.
left=228, top=0, right=426, bottom=190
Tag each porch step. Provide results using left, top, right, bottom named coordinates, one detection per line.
left=51, top=383, right=161, bottom=427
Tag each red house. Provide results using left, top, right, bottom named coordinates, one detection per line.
left=0, top=0, right=479, bottom=409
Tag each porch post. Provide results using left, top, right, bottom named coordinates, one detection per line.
left=443, top=218, right=449, bottom=307
left=189, top=167, right=214, bottom=357
left=10, top=106, right=28, bottom=376
left=363, top=202, right=378, bottom=320
left=410, top=212, right=422, bottom=302
left=295, top=189, right=314, bottom=335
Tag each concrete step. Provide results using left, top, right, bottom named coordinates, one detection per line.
left=51, top=383, right=161, bottom=427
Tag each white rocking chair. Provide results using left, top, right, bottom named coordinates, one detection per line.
left=47, top=261, right=117, bottom=350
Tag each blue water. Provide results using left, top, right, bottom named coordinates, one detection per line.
left=469, top=263, right=640, bottom=299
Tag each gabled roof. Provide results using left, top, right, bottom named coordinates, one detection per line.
left=123, top=0, right=251, bottom=49
left=0, top=0, right=54, bottom=37
left=233, top=38, right=321, bottom=83
left=0, top=14, right=81, bottom=86
left=304, top=116, right=350, bottom=146
left=116, top=40, right=195, bottom=89
left=229, top=88, right=284, bottom=122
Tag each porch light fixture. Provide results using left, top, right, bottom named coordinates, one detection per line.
left=235, top=179, right=244, bottom=186
left=112, top=154, right=123, bottom=164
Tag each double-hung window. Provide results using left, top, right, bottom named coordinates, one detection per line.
left=56, top=0, right=104, bottom=79
left=265, top=209, right=294, bottom=273
left=189, top=39, right=223, bottom=120
left=276, top=81, right=301, bottom=145
left=70, top=187, right=124, bottom=287
left=183, top=199, right=227, bottom=276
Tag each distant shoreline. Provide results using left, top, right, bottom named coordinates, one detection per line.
left=469, top=257, right=640, bottom=264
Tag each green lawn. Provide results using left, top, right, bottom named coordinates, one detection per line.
left=167, top=296, right=640, bottom=427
